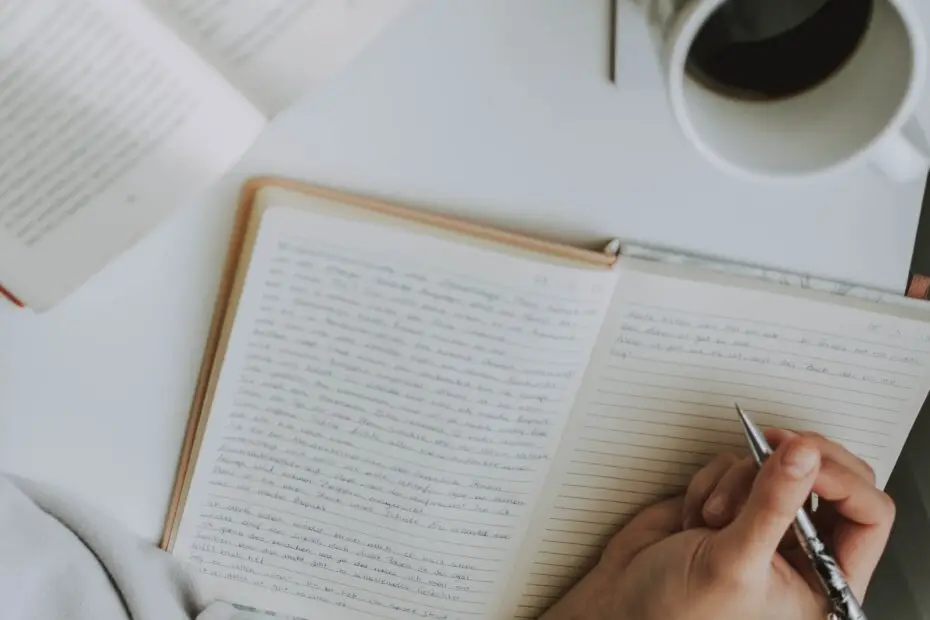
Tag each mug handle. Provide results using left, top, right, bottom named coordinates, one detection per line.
left=871, top=119, right=930, bottom=183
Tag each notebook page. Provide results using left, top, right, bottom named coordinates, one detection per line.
left=171, top=206, right=617, bottom=620
left=0, top=0, right=264, bottom=309
left=506, top=261, right=930, bottom=619
left=141, top=0, right=413, bottom=115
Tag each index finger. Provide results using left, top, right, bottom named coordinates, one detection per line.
left=766, top=428, right=876, bottom=485
left=815, top=459, right=894, bottom=526
left=812, top=458, right=895, bottom=596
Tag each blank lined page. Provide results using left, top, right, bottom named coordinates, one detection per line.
left=508, top=261, right=930, bottom=619
left=171, top=206, right=617, bottom=620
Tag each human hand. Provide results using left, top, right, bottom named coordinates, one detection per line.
left=683, top=428, right=894, bottom=598
left=540, top=431, right=894, bottom=620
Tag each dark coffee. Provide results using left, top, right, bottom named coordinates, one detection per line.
left=686, top=0, right=874, bottom=100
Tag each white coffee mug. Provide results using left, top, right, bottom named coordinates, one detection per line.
left=639, top=0, right=930, bottom=182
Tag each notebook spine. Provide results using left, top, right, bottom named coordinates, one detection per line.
left=620, top=243, right=928, bottom=310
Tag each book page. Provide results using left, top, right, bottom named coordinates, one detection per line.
left=171, top=206, right=618, bottom=619
left=140, top=0, right=414, bottom=115
left=504, top=261, right=930, bottom=619
left=0, top=0, right=265, bottom=310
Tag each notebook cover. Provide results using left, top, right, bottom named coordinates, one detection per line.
left=0, top=283, right=24, bottom=308
left=908, top=170, right=930, bottom=300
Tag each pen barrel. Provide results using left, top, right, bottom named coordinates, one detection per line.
left=794, top=524, right=867, bottom=620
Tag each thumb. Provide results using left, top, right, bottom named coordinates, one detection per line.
left=711, top=437, right=821, bottom=572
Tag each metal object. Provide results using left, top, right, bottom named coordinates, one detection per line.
left=734, top=404, right=867, bottom=620
left=609, top=0, right=618, bottom=82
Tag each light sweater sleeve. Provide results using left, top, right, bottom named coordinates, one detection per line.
left=0, top=475, right=248, bottom=620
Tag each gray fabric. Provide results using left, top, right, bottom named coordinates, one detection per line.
left=0, top=475, right=246, bottom=620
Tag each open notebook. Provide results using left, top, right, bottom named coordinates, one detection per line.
left=162, top=178, right=930, bottom=620
left=0, top=0, right=411, bottom=310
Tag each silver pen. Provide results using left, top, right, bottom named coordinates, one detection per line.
left=734, top=404, right=867, bottom=620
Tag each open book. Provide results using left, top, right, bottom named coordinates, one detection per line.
left=0, top=0, right=411, bottom=311
left=162, top=178, right=930, bottom=620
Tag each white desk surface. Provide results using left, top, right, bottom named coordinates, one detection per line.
left=1, top=0, right=929, bottom=542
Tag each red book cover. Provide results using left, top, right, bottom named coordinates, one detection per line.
left=0, top=282, right=24, bottom=308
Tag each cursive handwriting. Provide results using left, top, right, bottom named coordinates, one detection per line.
left=175, top=218, right=614, bottom=619
left=614, top=331, right=907, bottom=388
left=625, top=309, right=925, bottom=366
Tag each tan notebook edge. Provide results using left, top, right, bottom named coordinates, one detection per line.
left=159, top=179, right=263, bottom=550
left=159, top=176, right=617, bottom=550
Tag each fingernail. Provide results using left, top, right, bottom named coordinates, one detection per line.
left=781, top=442, right=819, bottom=479
left=705, top=494, right=727, bottom=518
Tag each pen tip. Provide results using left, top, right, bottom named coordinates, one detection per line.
left=734, top=402, right=753, bottom=430
left=734, top=403, right=771, bottom=462
left=734, top=402, right=746, bottom=420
